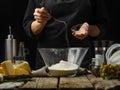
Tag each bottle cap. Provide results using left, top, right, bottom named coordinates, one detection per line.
left=7, top=25, right=14, bottom=39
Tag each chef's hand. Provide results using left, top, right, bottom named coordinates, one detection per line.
left=34, top=7, right=52, bottom=23
left=31, top=66, right=49, bottom=77
left=72, top=22, right=89, bottom=40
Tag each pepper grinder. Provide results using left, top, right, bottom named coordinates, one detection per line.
left=5, top=26, right=16, bottom=62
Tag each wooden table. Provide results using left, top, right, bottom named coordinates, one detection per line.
left=1, top=74, right=120, bottom=90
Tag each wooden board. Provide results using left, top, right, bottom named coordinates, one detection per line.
left=22, top=77, right=58, bottom=89
left=1, top=74, right=120, bottom=90
left=0, top=82, right=24, bottom=90
left=111, top=79, right=120, bottom=90
left=86, top=74, right=96, bottom=80
left=59, top=75, right=94, bottom=90
left=88, top=76, right=120, bottom=90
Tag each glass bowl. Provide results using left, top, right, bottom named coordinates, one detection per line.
left=38, top=47, right=88, bottom=77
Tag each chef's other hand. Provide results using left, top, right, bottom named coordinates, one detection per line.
left=34, top=7, right=52, bottom=23
left=31, top=66, right=49, bottom=77
left=72, top=22, right=89, bottom=40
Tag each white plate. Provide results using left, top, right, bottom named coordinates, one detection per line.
left=105, top=44, right=120, bottom=64
left=108, top=50, right=120, bottom=64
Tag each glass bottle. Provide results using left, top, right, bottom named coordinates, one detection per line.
left=101, top=40, right=107, bottom=64
left=92, top=40, right=102, bottom=76
left=15, top=42, right=25, bottom=64
left=18, top=42, right=25, bottom=60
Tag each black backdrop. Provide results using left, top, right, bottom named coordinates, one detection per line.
left=0, top=0, right=120, bottom=69
left=0, top=0, right=37, bottom=69
left=105, top=0, right=120, bottom=42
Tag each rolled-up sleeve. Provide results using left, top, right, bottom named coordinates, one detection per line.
left=23, top=0, right=40, bottom=39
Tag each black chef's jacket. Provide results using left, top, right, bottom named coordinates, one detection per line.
left=23, top=0, right=109, bottom=69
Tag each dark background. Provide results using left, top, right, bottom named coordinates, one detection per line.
left=0, top=0, right=120, bottom=70
left=0, top=0, right=37, bottom=69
